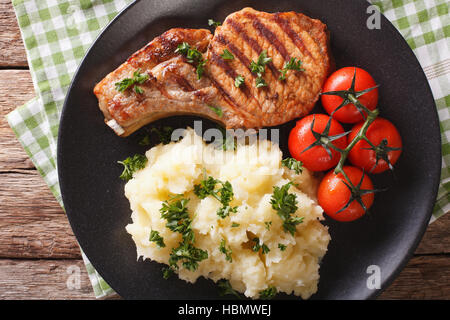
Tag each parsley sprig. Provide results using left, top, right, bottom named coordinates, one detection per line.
left=249, top=50, right=272, bottom=89
left=151, top=126, right=175, bottom=145
left=208, top=105, right=223, bottom=117
left=160, top=196, right=194, bottom=242
left=279, top=57, right=305, bottom=80
left=208, top=19, right=222, bottom=28
left=234, top=75, right=245, bottom=88
left=115, top=68, right=149, bottom=94
left=259, top=286, right=277, bottom=299
left=270, top=182, right=304, bottom=235
left=281, top=157, right=303, bottom=174
left=217, top=279, right=242, bottom=299
left=160, top=195, right=208, bottom=275
left=138, top=126, right=176, bottom=146
left=219, top=239, right=233, bottom=262
left=168, top=240, right=209, bottom=272
left=175, top=42, right=207, bottom=79
left=194, top=173, right=238, bottom=219
left=149, top=230, right=165, bottom=248
left=117, top=154, right=147, bottom=181
left=220, top=49, right=234, bottom=60
left=252, top=237, right=270, bottom=254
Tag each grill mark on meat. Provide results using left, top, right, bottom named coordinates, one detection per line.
left=245, top=12, right=291, bottom=62
left=273, top=13, right=313, bottom=59
left=147, top=72, right=172, bottom=100
left=209, top=50, right=263, bottom=113
left=164, top=61, right=195, bottom=92
left=209, top=51, right=239, bottom=81
left=208, top=52, right=256, bottom=122
left=215, top=34, right=255, bottom=78
left=208, top=77, right=251, bottom=123
left=172, top=73, right=194, bottom=92
left=129, top=29, right=211, bottom=69
left=227, top=18, right=280, bottom=78
left=213, top=34, right=265, bottom=114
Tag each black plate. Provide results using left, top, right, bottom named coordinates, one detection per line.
left=58, top=0, right=441, bottom=299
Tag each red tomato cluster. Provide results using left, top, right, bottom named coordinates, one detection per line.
left=288, top=67, right=402, bottom=222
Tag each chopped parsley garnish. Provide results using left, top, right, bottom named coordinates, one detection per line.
left=194, top=175, right=219, bottom=199
left=255, top=76, right=268, bottom=88
left=217, top=181, right=234, bottom=207
left=194, top=174, right=238, bottom=219
left=234, top=75, right=245, bottom=88
left=149, top=230, right=165, bottom=248
left=175, top=42, right=207, bottom=79
left=220, top=49, right=234, bottom=60
left=259, top=286, right=277, bottom=299
left=168, top=240, right=208, bottom=272
left=250, top=50, right=271, bottom=89
left=160, top=195, right=208, bottom=275
left=270, top=182, right=304, bottom=235
left=138, top=133, right=151, bottom=146
left=281, top=157, right=303, bottom=174
left=252, top=237, right=270, bottom=254
left=219, top=239, right=233, bottom=262
left=279, top=57, right=305, bottom=80
left=115, top=68, right=149, bottom=93
left=138, top=126, right=175, bottom=146
left=175, top=42, right=191, bottom=55
left=250, top=50, right=272, bottom=76
left=196, top=59, right=207, bottom=79
left=217, top=205, right=238, bottom=219
left=208, top=19, right=222, bottom=27
left=217, top=279, right=242, bottom=299
left=231, top=222, right=240, bottom=228
left=264, top=221, right=272, bottom=230
left=117, top=154, right=147, bottom=181
left=162, top=267, right=174, bottom=279
left=278, top=243, right=287, bottom=251
left=160, top=196, right=194, bottom=242
left=151, top=126, right=175, bottom=144
left=208, top=105, right=223, bottom=117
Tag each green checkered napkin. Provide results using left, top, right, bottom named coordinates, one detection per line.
left=6, top=0, right=449, bottom=298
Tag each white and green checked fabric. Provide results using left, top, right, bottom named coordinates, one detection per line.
left=370, top=0, right=450, bottom=223
left=7, top=0, right=134, bottom=299
left=5, top=0, right=449, bottom=298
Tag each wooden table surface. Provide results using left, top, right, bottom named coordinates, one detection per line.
left=0, top=0, right=448, bottom=300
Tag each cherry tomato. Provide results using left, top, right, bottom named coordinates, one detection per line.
left=318, top=166, right=375, bottom=222
left=348, top=118, right=402, bottom=174
left=288, top=114, right=348, bottom=172
left=321, top=67, right=379, bottom=123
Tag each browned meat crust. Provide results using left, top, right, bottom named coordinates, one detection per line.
left=93, top=8, right=334, bottom=136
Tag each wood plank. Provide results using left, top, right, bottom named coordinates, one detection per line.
left=380, top=255, right=450, bottom=299
left=0, top=0, right=28, bottom=67
left=0, top=70, right=36, bottom=169
left=0, top=128, right=35, bottom=170
left=0, top=70, right=35, bottom=129
left=0, top=259, right=95, bottom=299
left=0, top=255, right=447, bottom=299
left=416, top=214, right=450, bottom=255
left=0, top=171, right=81, bottom=259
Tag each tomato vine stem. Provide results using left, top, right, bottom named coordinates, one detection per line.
left=333, top=93, right=379, bottom=175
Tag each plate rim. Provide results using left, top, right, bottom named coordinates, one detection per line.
left=57, top=0, right=442, bottom=300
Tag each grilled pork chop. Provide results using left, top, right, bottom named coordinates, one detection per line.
left=94, top=8, right=333, bottom=136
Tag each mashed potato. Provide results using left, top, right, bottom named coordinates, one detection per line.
left=125, top=128, right=330, bottom=299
